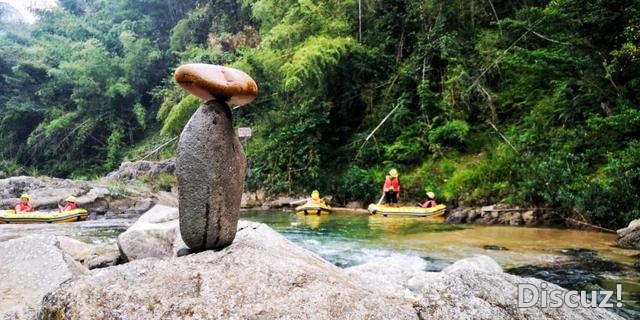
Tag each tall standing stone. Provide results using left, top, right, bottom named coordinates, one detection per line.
left=174, top=64, right=257, bottom=251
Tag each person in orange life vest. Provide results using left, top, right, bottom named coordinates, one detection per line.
left=15, top=194, right=34, bottom=213
left=306, top=190, right=325, bottom=205
left=420, top=191, right=437, bottom=208
left=383, top=169, right=400, bottom=206
left=59, top=196, right=78, bottom=212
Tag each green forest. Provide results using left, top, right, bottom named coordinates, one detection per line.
left=0, top=0, right=638, bottom=229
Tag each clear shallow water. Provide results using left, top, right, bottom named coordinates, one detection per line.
left=240, top=210, right=640, bottom=318
left=0, top=216, right=135, bottom=245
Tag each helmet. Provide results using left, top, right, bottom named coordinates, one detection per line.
left=311, top=190, right=320, bottom=200
left=65, top=196, right=77, bottom=203
left=427, top=192, right=435, bottom=199
left=20, top=194, right=30, bottom=200
left=389, top=169, right=398, bottom=177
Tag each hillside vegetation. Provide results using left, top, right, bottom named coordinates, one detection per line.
left=0, top=0, right=638, bottom=228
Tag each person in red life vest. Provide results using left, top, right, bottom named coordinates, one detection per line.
left=15, top=194, right=34, bottom=213
left=420, top=191, right=437, bottom=208
left=383, top=169, right=401, bottom=206
left=59, top=196, right=78, bottom=212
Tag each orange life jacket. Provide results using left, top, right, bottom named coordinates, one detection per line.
left=383, top=176, right=400, bottom=193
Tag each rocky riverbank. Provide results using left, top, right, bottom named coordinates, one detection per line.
left=2, top=162, right=638, bottom=243
left=0, top=204, right=625, bottom=319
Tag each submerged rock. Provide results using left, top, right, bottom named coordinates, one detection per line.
left=507, top=248, right=624, bottom=294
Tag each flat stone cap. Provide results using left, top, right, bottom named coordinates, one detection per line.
left=174, top=64, right=258, bottom=106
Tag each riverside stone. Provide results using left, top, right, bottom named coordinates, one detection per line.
left=39, top=222, right=416, bottom=320
left=348, top=255, right=622, bottom=320
left=174, top=64, right=258, bottom=106
left=0, top=235, right=87, bottom=319
left=175, top=100, right=246, bottom=251
left=617, top=218, right=640, bottom=249
left=174, top=64, right=257, bottom=251
left=117, top=204, right=184, bottom=261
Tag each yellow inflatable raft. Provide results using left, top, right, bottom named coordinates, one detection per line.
left=367, top=203, right=447, bottom=218
left=295, top=202, right=332, bottom=216
left=0, top=209, right=89, bottom=224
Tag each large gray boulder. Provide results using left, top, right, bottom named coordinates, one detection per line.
left=617, top=219, right=640, bottom=249
left=176, top=101, right=246, bottom=251
left=0, top=176, right=90, bottom=210
left=117, top=204, right=184, bottom=261
left=348, top=255, right=622, bottom=320
left=39, top=222, right=416, bottom=319
left=106, top=159, right=175, bottom=180
left=0, top=175, right=147, bottom=214
left=0, top=235, right=88, bottom=319
left=415, top=266, right=621, bottom=319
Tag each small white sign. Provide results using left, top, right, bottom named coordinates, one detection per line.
left=238, top=127, right=252, bottom=137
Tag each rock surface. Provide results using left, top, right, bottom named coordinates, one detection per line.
left=1, top=218, right=624, bottom=320
left=117, top=204, right=184, bottom=261
left=176, top=100, right=246, bottom=251
left=415, top=266, right=621, bottom=319
left=106, top=159, right=175, bottom=180
left=617, top=218, right=640, bottom=249
left=0, top=235, right=88, bottom=319
left=40, top=222, right=416, bottom=320
left=0, top=176, right=90, bottom=210
left=0, top=175, right=158, bottom=215
left=348, top=255, right=622, bottom=320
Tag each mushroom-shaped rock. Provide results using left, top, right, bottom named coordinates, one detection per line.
left=174, top=64, right=256, bottom=251
left=174, top=63, right=258, bottom=106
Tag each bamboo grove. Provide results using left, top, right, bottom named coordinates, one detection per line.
left=0, top=0, right=638, bottom=228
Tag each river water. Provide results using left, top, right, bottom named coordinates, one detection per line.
left=241, top=210, right=640, bottom=318
left=1, top=210, right=638, bottom=318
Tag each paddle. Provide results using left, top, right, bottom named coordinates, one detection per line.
left=371, top=193, right=385, bottom=214
left=376, top=193, right=385, bottom=206
left=289, top=198, right=311, bottom=206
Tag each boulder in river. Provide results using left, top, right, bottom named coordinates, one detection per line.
left=617, top=218, right=640, bottom=249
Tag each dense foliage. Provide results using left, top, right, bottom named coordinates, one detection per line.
left=0, top=0, right=638, bottom=228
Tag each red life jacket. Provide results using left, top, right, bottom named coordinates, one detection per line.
left=421, top=199, right=437, bottom=208
left=62, top=202, right=78, bottom=211
left=383, top=176, right=400, bottom=193
left=15, top=202, right=33, bottom=212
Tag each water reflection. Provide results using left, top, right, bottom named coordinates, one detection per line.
left=294, top=215, right=325, bottom=230
left=367, top=215, right=461, bottom=235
